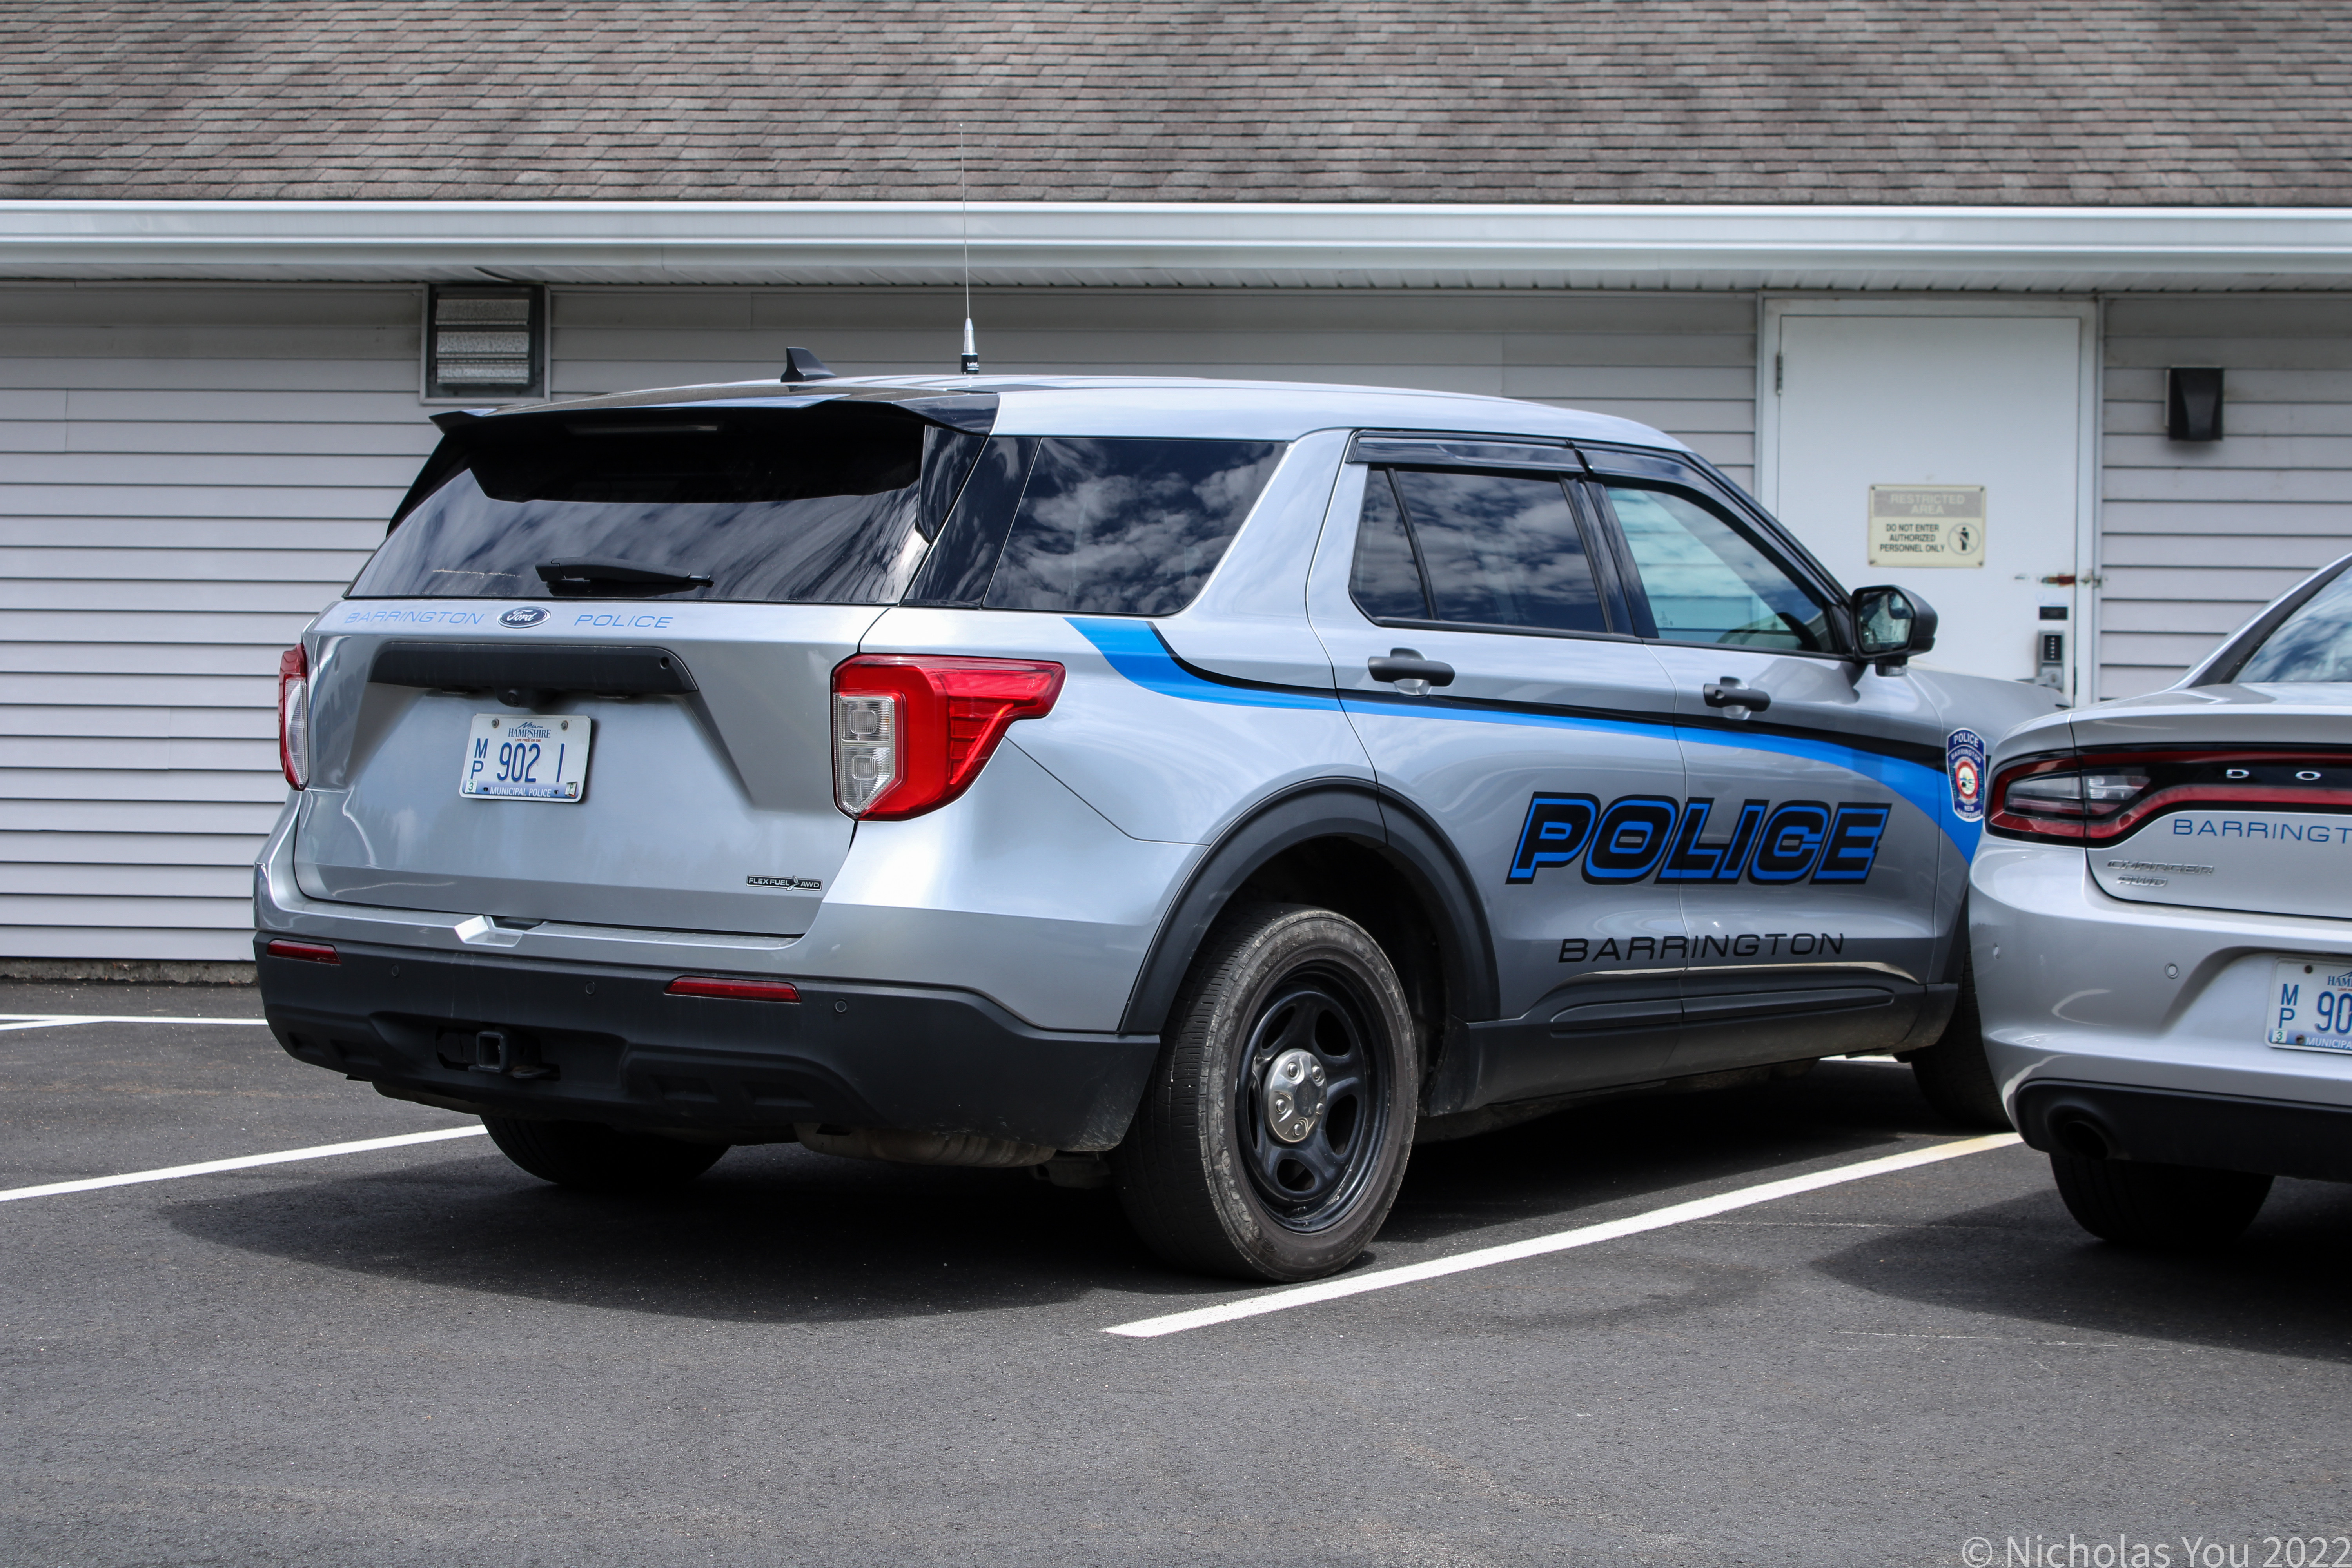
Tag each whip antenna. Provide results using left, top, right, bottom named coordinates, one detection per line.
left=959, top=129, right=979, bottom=375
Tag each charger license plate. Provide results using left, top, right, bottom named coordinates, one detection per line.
left=460, top=713, right=592, bottom=802
left=2266, top=957, right=2352, bottom=1053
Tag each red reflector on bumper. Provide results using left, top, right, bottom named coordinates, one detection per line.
left=263, top=938, right=339, bottom=965
left=665, top=976, right=801, bottom=1002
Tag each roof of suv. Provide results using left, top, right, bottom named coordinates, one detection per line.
left=502, top=374, right=1690, bottom=451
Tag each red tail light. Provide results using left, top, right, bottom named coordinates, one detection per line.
left=264, top=938, right=338, bottom=965
left=278, top=644, right=310, bottom=789
left=666, top=976, right=801, bottom=1002
left=1989, top=746, right=2352, bottom=844
left=831, top=655, right=1066, bottom=820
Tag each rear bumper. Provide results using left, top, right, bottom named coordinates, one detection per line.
left=1971, top=840, right=2352, bottom=1110
left=2015, top=1080, right=2352, bottom=1184
left=256, top=935, right=1160, bottom=1151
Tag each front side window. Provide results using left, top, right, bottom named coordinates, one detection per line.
left=2233, top=568, right=2352, bottom=683
left=1606, top=486, right=1837, bottom=652
left=1348, top=467, right=1608, bottom=635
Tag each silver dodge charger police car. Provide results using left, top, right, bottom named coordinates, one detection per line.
left=1975, top=553, right=2352, bottom=1248
left=255, top=368, right=2058, bottom=1280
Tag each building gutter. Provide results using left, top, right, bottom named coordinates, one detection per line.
left=2, top=201, right=2350, bottom=289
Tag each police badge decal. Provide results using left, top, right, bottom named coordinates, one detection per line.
left=1946, top=728, right=1987, bottom=823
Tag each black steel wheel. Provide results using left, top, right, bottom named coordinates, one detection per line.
left=1228, top=973, right=1392, bottom=1232
left=1114, top=903, right=1417, bottom=1281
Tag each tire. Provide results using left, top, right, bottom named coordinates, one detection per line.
left=2048, top=1152, right=2272, bottom=1248
left=1906, top=945, right=2011, bottom=1129
left=483, top=1116, right=728, bottom=1194
left=1113, top=903, right=1418, bottom=1282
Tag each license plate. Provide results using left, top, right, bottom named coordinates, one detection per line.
left=2266, top=957, right=2352, bottom=1053
left=460, top=713, right=592, bottom=802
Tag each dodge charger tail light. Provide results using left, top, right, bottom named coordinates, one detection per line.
left=1989, top=746, right=2352, bottom=844
left=278, top=645, right=310, bottom=789
left=832, top=655, right=1066, bottom=819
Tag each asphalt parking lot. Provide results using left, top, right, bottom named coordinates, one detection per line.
left=4, top=981, right=2349, bottom=1568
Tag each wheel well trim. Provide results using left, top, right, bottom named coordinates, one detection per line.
left=1117, top=780, right=1498, bottom=1036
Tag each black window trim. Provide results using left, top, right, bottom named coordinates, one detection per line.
left=1344, top=457, right=1633, bottom=643
left=1583, top=467, right=1858, bottom=661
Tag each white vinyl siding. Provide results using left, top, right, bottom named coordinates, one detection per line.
left=550, top=288, right=1761, bottom=488
left=0, top=285, right=432, bottom=960
left=2100, top=297, right=2352, bottom=699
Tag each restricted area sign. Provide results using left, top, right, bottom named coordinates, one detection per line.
left=1867, top=485, right=1986, bottom=568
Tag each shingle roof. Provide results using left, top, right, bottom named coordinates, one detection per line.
left=3, top=1, right=2348, bottom=205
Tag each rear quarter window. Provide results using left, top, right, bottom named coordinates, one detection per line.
left=969, top=437, right=1285, bottom=617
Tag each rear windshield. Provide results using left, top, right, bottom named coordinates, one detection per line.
left=2233, top=566, right=2352, bottom=683
left=350, top=405, right=983, bottom=604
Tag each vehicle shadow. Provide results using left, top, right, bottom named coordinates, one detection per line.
left=164, top=1141, right=1173, bottom=1325
left=1379, top=1058, right=1957, bottom=1246
left=163, top=1060, right=1960, bottom=1327
left=1810, top=1173, right=2352, bottom=1363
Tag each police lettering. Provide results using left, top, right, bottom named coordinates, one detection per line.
left=1513, top=794, right=1891, bottom=887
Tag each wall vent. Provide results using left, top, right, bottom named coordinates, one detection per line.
left=423, top=285, right=546, bottom=403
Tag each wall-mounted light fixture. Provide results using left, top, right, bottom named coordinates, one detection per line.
left=2166, top=367, right=2224, bottom=442
left=423, top=285, right=546, bottom=403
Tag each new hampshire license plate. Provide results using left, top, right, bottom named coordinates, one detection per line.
left=460, top=713, right=592, bottom=802
left=2267, top=957, right=2352, bottom=1053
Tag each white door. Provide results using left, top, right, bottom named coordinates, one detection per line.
left=1761, top=304, right=2094, bottom=699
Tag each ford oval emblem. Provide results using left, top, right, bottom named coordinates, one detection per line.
left=500, top=606, right=549, bottom=628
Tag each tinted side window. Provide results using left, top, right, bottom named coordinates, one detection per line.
left=2236, top=568, right=2352, bottom=682
left=1349, top=469, right=1429, bottom=620
left=980, top=437, right=1284, bottom=617
left=1387, top=468, right=1607, bottom=635
left=1606, top=485, right=1838, bottom=653
left=901, top=436, right=1038, bottom=607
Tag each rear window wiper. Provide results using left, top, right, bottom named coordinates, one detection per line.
left=535, top=558, right=714, bottom=597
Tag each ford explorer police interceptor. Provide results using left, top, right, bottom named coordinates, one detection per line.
left=254, top=371, right=2059, bottom=1280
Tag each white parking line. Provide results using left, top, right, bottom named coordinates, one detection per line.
left=0, top=1126, right=489, bottom=1204
left=0, top=1014, right=274, bottom=1031
left=1103, top=1132, right=2022, bottom=1338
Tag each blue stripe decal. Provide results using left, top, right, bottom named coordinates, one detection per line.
left=1675, top=727, right=1980, bottom=860
left=1068, top=617, right=1342, bottom=711
left=1069, top=616, right=1982, bottom=857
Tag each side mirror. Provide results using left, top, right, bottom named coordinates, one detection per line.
left=1852, top=585, right=1938, bottom=673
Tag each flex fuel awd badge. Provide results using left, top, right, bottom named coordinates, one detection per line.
left=1947, top=728, right=1987, bottom=822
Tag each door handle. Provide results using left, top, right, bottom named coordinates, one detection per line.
left=1702, top=681, right=1771, bottom=713
left=1367, top=651, right=1455, bottom=687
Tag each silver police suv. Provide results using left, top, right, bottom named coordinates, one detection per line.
left=1975, top=552, right=2352, bottom=1248
left=256, top=370, right=2058, bottom=1280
